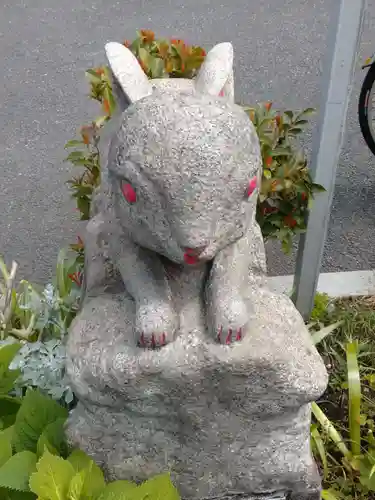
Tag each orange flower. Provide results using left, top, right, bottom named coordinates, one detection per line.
left=95, top=67, right=105, bottom=76
left=140, top=30, right=155, bottom=43
left=275, top=115, right=281, bottom=126
left=102, top=98, right=110, bottom=115
left=123, top=39, right=131, bottom=48
left=264, top=102, right=272, bottom=112
left=80, top=126, right=91, bottom=145
left=180, top=62, right=185, bottom=72
left=265, top=156, right=273, bottom=167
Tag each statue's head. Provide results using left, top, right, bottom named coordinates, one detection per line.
left=105, top=42, right=261, bottom=265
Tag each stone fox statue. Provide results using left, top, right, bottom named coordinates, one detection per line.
left=66, top=42, right=328, bottom=500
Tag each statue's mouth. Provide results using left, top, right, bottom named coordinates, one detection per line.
left=183, top=246, right=208, bottom=265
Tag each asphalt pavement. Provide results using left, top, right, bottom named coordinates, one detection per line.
left=1, top=0, right=375, bottom=283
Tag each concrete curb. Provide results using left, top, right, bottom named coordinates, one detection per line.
left=268, top=270, right=375, bottom=298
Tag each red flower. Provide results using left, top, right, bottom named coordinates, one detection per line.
left=284, top=215, right=297, bottom=228
left=265, top=156, right=273, bottom=167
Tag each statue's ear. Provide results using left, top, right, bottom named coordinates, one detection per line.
left=194, top=42, right=234, bottom=101
left=105, top=42, right=153, bottom=110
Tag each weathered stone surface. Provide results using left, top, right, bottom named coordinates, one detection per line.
left=65, top=42, right=327, bottom=500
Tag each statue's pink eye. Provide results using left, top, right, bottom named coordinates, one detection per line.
left=121, top=181, right=137, bottom=203
left=246, top=176, right=258, bottom=198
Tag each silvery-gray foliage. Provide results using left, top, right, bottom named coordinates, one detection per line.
left=10, top=338, right=73, bottom=404
left=0, top=336, right=73, bottom=405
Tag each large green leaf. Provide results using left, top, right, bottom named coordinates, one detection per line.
left=67, top=461, right=106, bottom=500
left=36, top=419, right=68, bottom=458
left=0, top=432, right=12, bottom=468
left=132, top=474, right=180, bottom=500
left=29, top=450, right=74, bottom=500
left=0, top=451, right=37, bottom=492
left=13, top=389, right=68, bottom=453
left=97, top=480, right=137, bottom=500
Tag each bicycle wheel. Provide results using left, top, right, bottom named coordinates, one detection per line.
left=359, top=63, right=375, bottom=156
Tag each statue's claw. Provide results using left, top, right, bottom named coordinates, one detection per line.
left=217, top=326, right=242, bottom=345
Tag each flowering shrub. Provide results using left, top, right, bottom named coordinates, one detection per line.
left=65, top=30, right=324, bottom=254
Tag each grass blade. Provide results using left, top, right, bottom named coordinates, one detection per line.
left=311, top=402, right=351, bottom=459
left=311, top=321, right=343, bottom=346
left=346, top=341, right=361, bottom=456
left=311, top=426, right=328, bottom=478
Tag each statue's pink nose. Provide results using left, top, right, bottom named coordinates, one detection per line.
left=183, top=246, right=208, bottom=265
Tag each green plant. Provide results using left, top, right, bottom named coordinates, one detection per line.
left=65, top=30, right=325, bottom=256
left=247, top=103, right=325, bottom=252
left=0, top=251, right=81, bottom=343
left=310, top=315, right=375, bottom=499
left=0, top=343, right=180, bottom=500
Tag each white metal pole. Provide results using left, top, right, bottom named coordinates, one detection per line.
left=292, top=0, right=366, bottom=319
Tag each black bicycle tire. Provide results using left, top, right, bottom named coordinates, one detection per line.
left=359, top=63, right=375, bottom=156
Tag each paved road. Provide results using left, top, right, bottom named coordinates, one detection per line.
left=0, top=0, right=374, bottom=283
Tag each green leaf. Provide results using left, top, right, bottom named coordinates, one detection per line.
left=67, top=450, right=95, bottom=473
left=148, top=57, right=165, bottom=79
left=65, top=151, right=87, bottom=162
left=310, top=321, right=343, bottom=346
left=97, top=480, right=137, bottom=500
left=299, top=107, right=316, bottom=117
left=85, top=69, right=103, bottom=83
left=0, top=451, right=37, bottom=492
left=13, top=389, right=68, bottom=453
left=67, top=460, right=106, bottom=500
left=65, top=140, right=84, bottom=149
left=0, top=432, right=12, bottom=467
left=287, top=127, right=303, bottom=135
left=347, top=341, right=361, bottom=456
left=0, top=396, right=22, bottom=421
left=0, top=490, right=36, bottom=500
left=311, top=182, right=326, bottom=193
left=294, top=119, right=309, bottom=126
left=311, top=402, right=351, bottom=459
left=283, top=110, right=294, bottom=121
left=321, top=490, right=341, bottom=500
left=132, top=473, right=180, bottom=500
left=310, top=426, right=328, bottom=478
left=29, top=450, right=75, bottom=500
left=37, top=419, right=68, bottom=458
left=0, top=344, right=22, bottom=395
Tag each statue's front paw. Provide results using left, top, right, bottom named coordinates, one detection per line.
left=210, top=292, right=249, bottom=345
left=136, top=300, right=177, bottom=349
